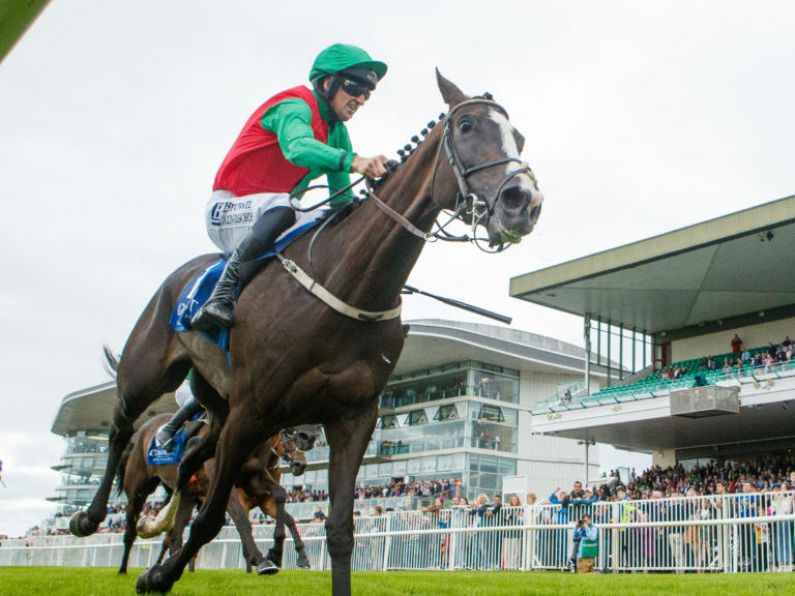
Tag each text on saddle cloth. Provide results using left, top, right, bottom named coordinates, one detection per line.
left=146, top=414, right=204, bottom=466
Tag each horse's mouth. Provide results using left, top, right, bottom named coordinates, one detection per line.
left=488, top=210, right=539, bottom=246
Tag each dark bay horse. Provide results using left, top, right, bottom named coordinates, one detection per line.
left=70, top=71, right=543, bottom=595
left=117, top=414, right=313, bottom=575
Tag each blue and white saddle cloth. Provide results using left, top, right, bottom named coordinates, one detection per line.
left=169, top=211, right=324, bottom=352
left=146, top=429, right=187, bottom=466
left=146, top=412, right=204, bottom=466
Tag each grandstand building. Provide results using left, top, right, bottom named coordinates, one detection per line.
left=512, top=194, right=795, bottom=469
left=48, top=383, right=176, bottom=514
left=50, top=319, right=613, bottom=511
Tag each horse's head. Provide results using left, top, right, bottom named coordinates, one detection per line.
left=278, top=431, right=308, bottom=477
left=434, top=70, right=543, bottom=246
left=283, top=424, right=319, bottom=452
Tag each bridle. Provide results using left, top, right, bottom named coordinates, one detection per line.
left=269, top=430, right=301, bottom=472
left=276, top=96, right=538, bottom=322
left=439, top=98, right=534, bottom=219
left=369, top=97, right=536, bottom=252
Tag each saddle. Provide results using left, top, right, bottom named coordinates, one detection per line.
left=169, top=208, right=329, bottom=352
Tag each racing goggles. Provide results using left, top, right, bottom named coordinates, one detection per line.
left=340, top=77, right=372, bottom=100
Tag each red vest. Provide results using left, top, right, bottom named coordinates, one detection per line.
left=213, top=86, right=329, bottom=196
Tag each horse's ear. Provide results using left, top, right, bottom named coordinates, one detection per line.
left=436, top=68, right=467, bottom=107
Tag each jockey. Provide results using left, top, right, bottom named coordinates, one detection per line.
left=156, top=370, right=203, bottom=451
left=191, top=43, right=389, bottom=331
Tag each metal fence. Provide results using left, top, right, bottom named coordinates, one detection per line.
left=3, top=491, right=794, bottom=573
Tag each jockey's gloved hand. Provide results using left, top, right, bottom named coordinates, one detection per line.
left=352, top=154, right=389, bottom=179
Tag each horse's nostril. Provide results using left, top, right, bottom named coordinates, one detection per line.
left=500, top=186, right=531, bottom=211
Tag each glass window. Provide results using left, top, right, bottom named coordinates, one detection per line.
left=433, top=404, right=458, bottom=421
left=437, top=454, right=452, bottom=471
left=421, top=456, right=436, bottom=473
left=472, top=365, right=519, bottom=403
left=378, top=414, right=398, bottom=429
left=378, top=462, right=392, bottom=477
left=408, top=458, right=422, bottom=474
left=479, top=455, right=499, bottom=474
left=406, top=409, right=428, bottom=426
left=392, top=460, right=407, bottom=475
left=476, top=405, right=504, bottom=422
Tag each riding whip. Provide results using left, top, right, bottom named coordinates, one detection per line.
left=402, top=285, right=512, bottom=325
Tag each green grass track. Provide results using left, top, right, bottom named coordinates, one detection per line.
left=0, top=567, right=792, bottom=595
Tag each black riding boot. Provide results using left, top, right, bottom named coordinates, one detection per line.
left=191, top=206, right=296, bottom=331
left=156, top=398, right=203, bottom=451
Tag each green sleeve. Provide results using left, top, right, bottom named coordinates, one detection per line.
left=261, top=99, right=353, bottom=174
left=324, top=121, right=356, bottom=204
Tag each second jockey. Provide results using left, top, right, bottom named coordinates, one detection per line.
left=191, top=43, right=389, bottom=331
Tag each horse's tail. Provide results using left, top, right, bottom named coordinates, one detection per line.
left=115, top=440, right=134, bottom=497
left=102, top=345, right=120, bottom=378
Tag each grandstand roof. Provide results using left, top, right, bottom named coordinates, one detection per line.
left=51, top=381, right=176, bottom=437
left=539, top=388, right=795, bottom=453
left=510, top=194, right=795, bottom=334
left=396, top=319, right=611, bottom=377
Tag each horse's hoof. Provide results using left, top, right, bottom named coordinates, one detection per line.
left=297, top=557, right=311, bottom=569
left=69, top=511, right=98, bottom=538
left=265, top=548, right=284, bottom=568
left=257, top=559, right=279, bottom=576
left=136, top=565, right=172, bottom=594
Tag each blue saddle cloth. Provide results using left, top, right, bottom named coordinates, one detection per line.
left=146, top=430, right=188, bottom=466
left=146, top=411, right=204, bottom=466
left=169, top=214, right=323, bottom=353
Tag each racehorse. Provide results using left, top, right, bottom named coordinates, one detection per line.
left=70, top=71, right=543, bottom=595
left=116, top=413, right=315, bottom=575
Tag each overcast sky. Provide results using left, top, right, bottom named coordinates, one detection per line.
left=3, top=1, right=795, bottom=537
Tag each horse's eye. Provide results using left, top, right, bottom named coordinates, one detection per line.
left=459, top=119, right=473, bottom=134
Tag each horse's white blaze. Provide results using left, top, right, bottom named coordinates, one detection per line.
left=489, top=110, right=535, bottom=192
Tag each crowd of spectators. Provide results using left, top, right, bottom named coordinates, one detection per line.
left=698, top=334, right=795, bottom=376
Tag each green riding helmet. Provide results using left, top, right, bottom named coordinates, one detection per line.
left=309, top=43, right=388, bottom=89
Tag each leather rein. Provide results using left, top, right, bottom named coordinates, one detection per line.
left=278, top=98, right=534, bottom=323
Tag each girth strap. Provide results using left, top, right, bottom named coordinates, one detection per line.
left=276, top=253, right=402, bottom=322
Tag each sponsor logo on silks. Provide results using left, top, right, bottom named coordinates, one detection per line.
left=176, top=297, right=199, bottom=318
left=210, top=203, right=225, bottom=226
left=210, top=200, right=253, bottom=226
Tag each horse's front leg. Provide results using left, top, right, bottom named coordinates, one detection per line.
left=136, top=408, right=262, bottom=594
left=324, top=400, right=378, bottom=596
left=225, top=489, right=266, bottom=574
left=264, top=483, right=288, bottom=571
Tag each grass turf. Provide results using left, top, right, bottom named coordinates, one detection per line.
left=0, top=567, right=792, bottom=595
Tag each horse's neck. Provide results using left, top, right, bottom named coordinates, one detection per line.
left=319, top=130, right=445, bottom=311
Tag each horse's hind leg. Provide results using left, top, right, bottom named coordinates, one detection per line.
left=158, top=494, right=196, bottom=566
left=70, top=288, right=190, bottom=537
left=285, top=511, right=311, bottom=569
left=119, top=478, right=159, bottom=574
left=136, top=408, right=264, bottom=594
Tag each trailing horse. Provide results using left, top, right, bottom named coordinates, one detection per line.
left=71, top=71, right=542, bottom=595
left=116, top=413, right=314, bottom=575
